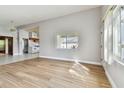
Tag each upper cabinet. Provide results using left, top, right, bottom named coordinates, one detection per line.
left=29, top=32, right=39, bottom=39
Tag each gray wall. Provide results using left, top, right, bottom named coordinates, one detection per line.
left=101, top=6, right=124, bottom=87
left=39, top=7, right=101, bottom=64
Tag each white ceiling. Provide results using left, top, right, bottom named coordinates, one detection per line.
left=0, top=5, right=100, bottom=26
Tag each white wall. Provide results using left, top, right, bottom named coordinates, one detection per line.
left=0, top=26, right=18, bottom=55
left=5, top=38, right=8, bottom=54
left=101, top=6, right=124, bottom=87
left=39, top=7, right=101, bottom=64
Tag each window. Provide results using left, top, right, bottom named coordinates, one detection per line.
left=57, top=35, right=79, bottom=49
left=57, top=35, right=67, bottom=49
left=104, top=11, right=112, bottom=62
left=113, top=7, right=121, bottom=58
left=104, top=6, right=124, bottom=63
left=113, top=6, right=124, bottom=61
left=66, top=36, right=78, bottom=49
left=121, top=6, right=124, bottom=60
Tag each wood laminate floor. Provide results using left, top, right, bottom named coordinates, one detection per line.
left=0, top=58, right=111, bottom=88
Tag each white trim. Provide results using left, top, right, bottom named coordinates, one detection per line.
left=101, top=61, right=117, bottom=88
left=102, top=5, right=113, bottom=22
left=39, top=56, right=101, bottom=65
left=13, top=53, right=19, bottom=56
left=113, top=56, right=124, bottom=66
left=104, top=68, right=117, bottom=88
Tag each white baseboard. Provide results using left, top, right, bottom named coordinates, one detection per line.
left=104, top=69, right=117, bottom=88
left=39, top=56, right=101, bottom=65
left=13, top=53, right=19, bottom=56
left=101, top=62, right=117, bottom=88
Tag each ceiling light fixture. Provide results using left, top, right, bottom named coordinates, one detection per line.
left=9, top=20, right=17, bottom=32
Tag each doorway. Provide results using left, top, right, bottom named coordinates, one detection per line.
left=8, top=37, right=13, bottom=55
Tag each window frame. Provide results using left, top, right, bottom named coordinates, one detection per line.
left=103, top=5, right=124, bottom=64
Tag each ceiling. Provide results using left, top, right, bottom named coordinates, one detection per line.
left=0, top=5, right=100, bottom=27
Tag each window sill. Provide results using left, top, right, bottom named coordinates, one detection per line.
left=113, top=56, right=124, bottom=66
